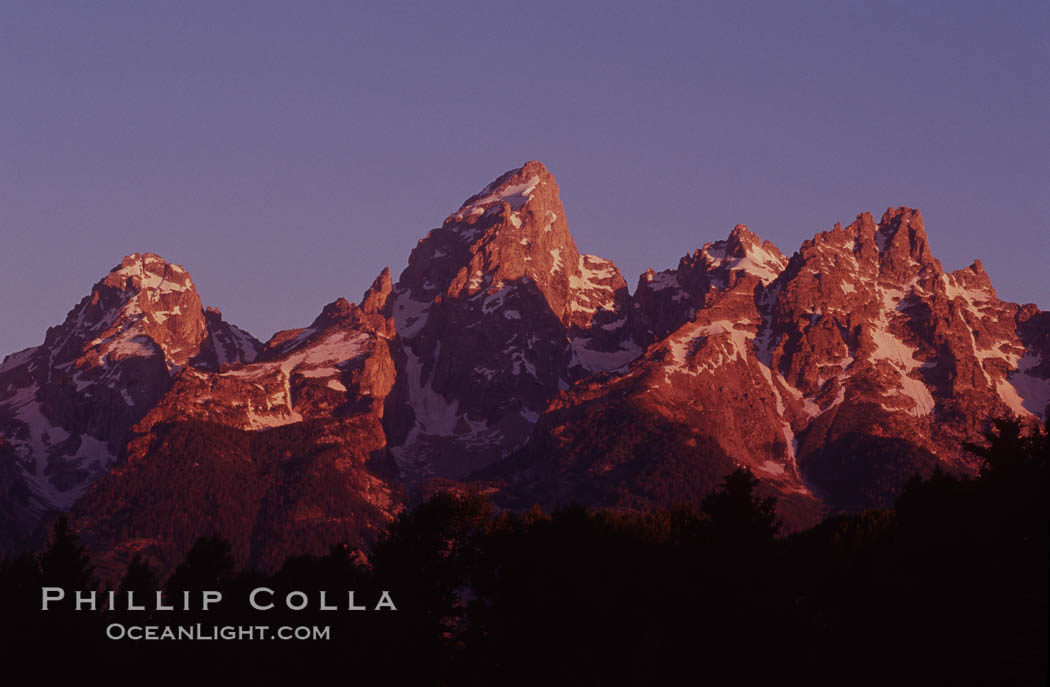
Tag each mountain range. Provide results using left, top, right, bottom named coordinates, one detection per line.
left=2, top=161, right=1048, bottom=576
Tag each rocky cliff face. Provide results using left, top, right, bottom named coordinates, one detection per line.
left=131, top=293, right=397, bottom=436
left=490, top=207, right=1050, bottom=525
left=66, top=271, right=404, bottom=577
left=0, top=254, right=259, bottom=529
left=2, top=162, right=1048, bottom=566
left=386, top=161, right=638, bottom=480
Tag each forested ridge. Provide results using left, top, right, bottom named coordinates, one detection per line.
left=2, top=418, right=1046, bottom=686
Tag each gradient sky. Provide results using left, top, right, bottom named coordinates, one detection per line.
left=2, top=1, right=1047, bottom=356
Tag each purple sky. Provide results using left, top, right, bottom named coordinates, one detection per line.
left=2, top=1, right=1047, bottom=356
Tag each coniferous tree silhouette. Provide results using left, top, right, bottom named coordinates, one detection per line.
left=38, top=514, right=94, bottom=592
left=965, top=416, right=1049, bottom=481
left=0, top=551, right=43, bottom=649
left=0, top=422, right=1044, bottom=685
left=701, top=466, right=780, bottom=546
left=165, top=534, right=234, bottom=594
left=117, top=553, right=157, bottom=601
left=368, top=491, right=493, bottom=683
left=27, top=515, right=101, bottom=672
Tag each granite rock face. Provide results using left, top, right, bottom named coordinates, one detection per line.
left=494, top=206, right=1049, bottom=526
left=2, top=162, right=1048, bottom=567
left=386, top=161, right=638, bottom=480
left=0, top=254, right=259, bottom=520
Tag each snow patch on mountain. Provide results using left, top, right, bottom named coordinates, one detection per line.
left=664, top=320, right=748, bottom=380
left=570, top=337, right=641, bottom=373
left=869, top=285, right=935, bottom=417
left=0, top=348, right=37, bottom=375
left=998, top=352, right=1050, bottom=418
left=210, top=330, right=371, bottom=429
left=0, top=383, right=116, bottom=511
left=568, top=255, right=620, bottom=316
left=464, top=175, right=542, bottom=213
left=702, top=238, right=788, bottom=285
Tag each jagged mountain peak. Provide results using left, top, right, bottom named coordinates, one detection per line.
left=701, top=224, right=789, bottom=286
left=658, top=224, right=791, bottom=295
left=362, top=267, right=393, bottom=314
left=510, top=205, right=1050, bottom=528
left=311, top=297, right=356, bottom=327
left=874, top=207, right=936, bottom=265
left=198, top=309, right=261, bottom=370
left=360, top=267, right=396, bottom=338
left=390, top=161, right=635, bottom=350
left=0, top=252, right=259, bottom=516
left=40, top=252, right=207, bottom=372
left=444, top=161, right=555, bottom=232
left=3, top=174, right=1050, bottom=571
left=630, top=223, right=788, bottom=347
left=12, top=253, right=261, bottom=380
left=651, top=223, right=788, bottom=297
left=396, top=161, right=590, bottom=322
left=947, top=259, right=997, bottom=301
left=386, top=162, right=638, bottom=478
left=454, top=161, right=551, bottom=213
left=790, top=207, right=942, bottom=292
left=263, top=302, right=366, bottom=359
left=105, top=252, right=194, bottom=289
left=726, top=223, right=763, bottom=252
left=274, top=293, right=394, bottom=345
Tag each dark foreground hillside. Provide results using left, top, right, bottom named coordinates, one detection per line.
left=1, top=419, right=1046, bottom=686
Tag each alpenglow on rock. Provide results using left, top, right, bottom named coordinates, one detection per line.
left=1, top=161, right=1048, bottom=564
left=491, top=206, right=1050, bottom=523
left=0, top=254, right=260, bottom=530
left=386, top=161, right=640, bottom=479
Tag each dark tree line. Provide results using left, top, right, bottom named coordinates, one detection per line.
left=0, top=418, right=1046, bottom=686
